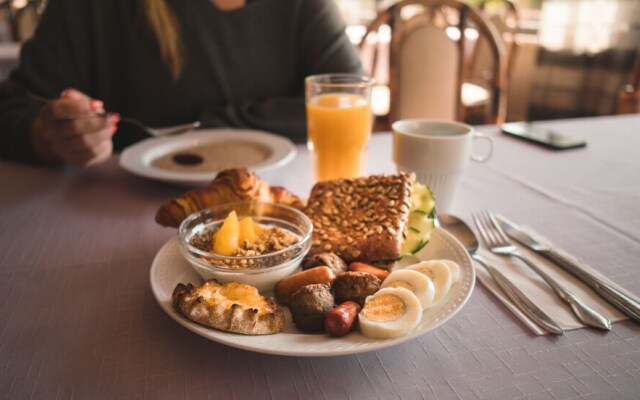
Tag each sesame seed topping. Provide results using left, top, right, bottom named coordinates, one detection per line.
left=304, top=172, right=414, bottom=262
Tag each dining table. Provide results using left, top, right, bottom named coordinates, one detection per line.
left=1, top=114, right=639, bottom=399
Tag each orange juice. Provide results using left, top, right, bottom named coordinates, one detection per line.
left=307, top=93, right=372, bottom=181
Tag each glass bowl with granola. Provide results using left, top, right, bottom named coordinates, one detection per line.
left=178, top=201, right=312, bottom=292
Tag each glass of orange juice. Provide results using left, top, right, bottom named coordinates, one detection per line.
left=305, top=74, right=374, bottom=181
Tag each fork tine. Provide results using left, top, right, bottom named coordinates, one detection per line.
left=472, top=211, right=492, bottom=246
left=478, top=210, right=493, bottom=244
left=479, top=210, right=499, bottom=246
left=488, top=210, right=511, bottom=245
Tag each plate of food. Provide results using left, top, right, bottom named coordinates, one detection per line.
left=119, top=128, right=296, bottom=186
left=149, top=170, right=475, bottom=356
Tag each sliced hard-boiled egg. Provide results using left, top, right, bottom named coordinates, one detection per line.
left=405, top=260, right=452, bottom=303
left=358, top=287, right=422, bottom=339
left=381, top=269, right=435, bottom=310
left=440, top=259, right=461, bottom=282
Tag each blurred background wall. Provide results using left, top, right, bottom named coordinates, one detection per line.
left=1, top=0, right=638, bottom=122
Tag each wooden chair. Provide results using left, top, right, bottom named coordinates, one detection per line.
left=1, top=0, right=45, bottom=42
left=617, top=50, right=640, bottom=114
left=359, top=0, right=507, bottom=128
left=476, top=0, right=519, bottom=79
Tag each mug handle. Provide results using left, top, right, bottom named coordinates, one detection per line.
left=471, top=132, right=493, bottom=162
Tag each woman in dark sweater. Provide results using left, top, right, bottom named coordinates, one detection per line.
left=0, top=0, right=362, bottom=166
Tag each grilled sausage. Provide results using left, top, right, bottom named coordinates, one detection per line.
left=274, top=266, right=336, bottom=305
left=348, top=262, right=390, bottom=281
left=324, top=301, right=361, bottom=337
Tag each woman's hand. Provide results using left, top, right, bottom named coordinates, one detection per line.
left=30, top=88, right=119, bottom=167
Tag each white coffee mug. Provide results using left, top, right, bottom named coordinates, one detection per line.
left=392, top=119, right=493, bottom=213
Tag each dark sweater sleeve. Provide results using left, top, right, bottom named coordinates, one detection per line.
left=200, top=0, right=362, bottom=143
left=0, top=0, right=91, bottom=163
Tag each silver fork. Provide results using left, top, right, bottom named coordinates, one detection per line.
left=473, top=210, right=612, bottom=331
left=28, top=93, right=201, bottom=137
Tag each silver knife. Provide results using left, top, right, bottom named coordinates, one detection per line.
left=473, top=254, right=564, bottom=335
left=495, top=214, right=640, bottom=323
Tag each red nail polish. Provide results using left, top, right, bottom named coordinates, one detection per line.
left=111, top=113, right=121, bottom=123
left=91, top=99, right=104, bottom=110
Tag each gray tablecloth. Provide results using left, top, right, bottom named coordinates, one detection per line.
left=1, top=115, right=639, bottom=399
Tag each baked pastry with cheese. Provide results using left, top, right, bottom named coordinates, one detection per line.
left=172, top=280, right=285, bottom=335
left=304, top=172, right=435, bottom=263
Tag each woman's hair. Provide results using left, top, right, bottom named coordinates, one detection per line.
left=143, top=0, right=183, bottom=79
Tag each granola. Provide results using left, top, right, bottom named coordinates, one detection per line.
left=191, top=224, right=300, bottom=270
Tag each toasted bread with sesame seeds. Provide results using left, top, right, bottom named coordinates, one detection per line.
left=304, top=173, right=416, bottom=263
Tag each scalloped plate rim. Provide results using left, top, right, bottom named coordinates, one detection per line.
left=149, top=227, right=475, bottom=356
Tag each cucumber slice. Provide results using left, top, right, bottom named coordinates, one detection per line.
left=401, top=230, right=424, bottom=255
left=410, top=182, right=435, bottom=216
left=401, top=213, right=435, bottom=254
left=409, top=211, right=434, bottom=234
left=401, top=182, right=437, bottom=255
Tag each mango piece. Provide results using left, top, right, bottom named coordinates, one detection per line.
left=213, top=210, right=240, bottom=256
left=239, top=217, right=257, bottom=246
left=254, top=221, right=265, bottom=236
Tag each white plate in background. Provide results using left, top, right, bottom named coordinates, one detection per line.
left=119, top=128, right=296, bottom=186
left=149, top=228, right=475, bottom=357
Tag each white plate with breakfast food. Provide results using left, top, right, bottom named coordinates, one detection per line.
left=150, top=227, right=474, bottom=356
left=150, top=170, right=474, bottom=356
left=120, top=128, right=296, bottom=185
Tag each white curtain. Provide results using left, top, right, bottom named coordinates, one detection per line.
left=539, top=0, right=640, bottom=53
left=528, top=0, right=640, bottom=118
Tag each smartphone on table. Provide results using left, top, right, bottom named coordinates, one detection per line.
left=500, top=122, right=587, bottom=150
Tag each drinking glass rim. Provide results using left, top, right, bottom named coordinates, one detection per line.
left=306, top=73, right=374, bottom=88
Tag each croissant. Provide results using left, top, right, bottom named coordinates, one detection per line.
left=155, top=168, right=306, bottom=227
